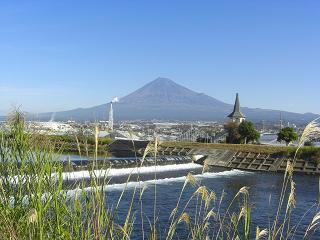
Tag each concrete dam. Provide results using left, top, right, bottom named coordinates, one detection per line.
left=107, top=140, right=320, bottom=175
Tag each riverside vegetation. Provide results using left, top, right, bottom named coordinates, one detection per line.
left=0, top=112, right=320, bottom=239
left=47, top=134, right=112, bottom=156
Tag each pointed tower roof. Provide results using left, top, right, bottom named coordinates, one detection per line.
left=228, top=93, right=245, bottom=118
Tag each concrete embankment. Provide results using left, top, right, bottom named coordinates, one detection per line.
left=108, top=140, right=320, bottom=175
left=195, top=149, right=320, bottom=175
left=158, top=144, right=320, bottom=175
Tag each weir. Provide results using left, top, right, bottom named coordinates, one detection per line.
left=61, top=162, right=202, bottom=189
left=160, top=145, right=320, bottom=175
left=61, top=155, right=194, bottom=172
left=191, top=148, right=320, bottom=175
left=106, top=140, right=320, bottom=175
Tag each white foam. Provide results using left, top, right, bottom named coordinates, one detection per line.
left=66, top=169, right=253, bottom=196
left=62, top=163, right=203, bottom=181
left=197, top=169, right=252, bottom=179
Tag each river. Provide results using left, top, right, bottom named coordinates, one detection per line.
left=62, top=156, right=320, bottom=239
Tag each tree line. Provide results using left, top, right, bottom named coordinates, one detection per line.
left=224, top=121, right=299, bottom=146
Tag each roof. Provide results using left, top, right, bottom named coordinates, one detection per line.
left=227, top=93, right=245, bottom=118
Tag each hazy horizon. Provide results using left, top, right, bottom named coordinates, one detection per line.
left=0, top=76, right=319, bottom=116
left=0, top=1, right=319, bottom=115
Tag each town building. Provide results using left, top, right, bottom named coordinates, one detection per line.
left=227, top=93, right=246, bottom=124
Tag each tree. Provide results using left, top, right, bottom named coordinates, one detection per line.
left=224, top=122, right=241, bottom=144
left=277, top=127, right=298, bottom=146
left=238, top=121, right=260, bottom=144
left=196, top=137, right=212, bottom=143
left=304, top=141, right=315, bottom=147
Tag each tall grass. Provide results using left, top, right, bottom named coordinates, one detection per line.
left=0, top=111, right=319, bottom=239
left=0, top=112, right=135, bottom=239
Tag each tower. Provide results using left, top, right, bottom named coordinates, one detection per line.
left=227, top=93, right=246, bottom=124
left=108, top=102, right=113, bottom=131
left=280, top=112, right=283, bottom=130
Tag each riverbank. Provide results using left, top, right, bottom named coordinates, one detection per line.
left=161, top=141, right=320, bottom=163
left=48, top=134, right=112, bottom=155
left=36, top=134, right=320, bottom=163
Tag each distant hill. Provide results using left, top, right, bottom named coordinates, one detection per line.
left=33, top=77, right=318, bottom=123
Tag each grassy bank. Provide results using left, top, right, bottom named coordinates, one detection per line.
left=1, top=131, right=113, bottom=156
left=49, top=134, right=320, bottom=162
left=46, top=134, right=112, bottom=155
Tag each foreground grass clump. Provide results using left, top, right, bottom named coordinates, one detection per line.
left=0, top=112, right=320, bottom=239
left=0, top=112, right=133, bottom=239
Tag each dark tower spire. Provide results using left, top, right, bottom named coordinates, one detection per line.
left=227, top=93, right=246, bottom=123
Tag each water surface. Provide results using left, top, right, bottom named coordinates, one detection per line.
left=67, top=162, right=320, bottom=239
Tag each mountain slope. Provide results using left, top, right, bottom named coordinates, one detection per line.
left=121, top=78, right=227, bottom=107
left=35, top=78, right=318, bottom=123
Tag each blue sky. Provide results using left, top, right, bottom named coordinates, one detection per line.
left=0, top=1, right=319, bottom=115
